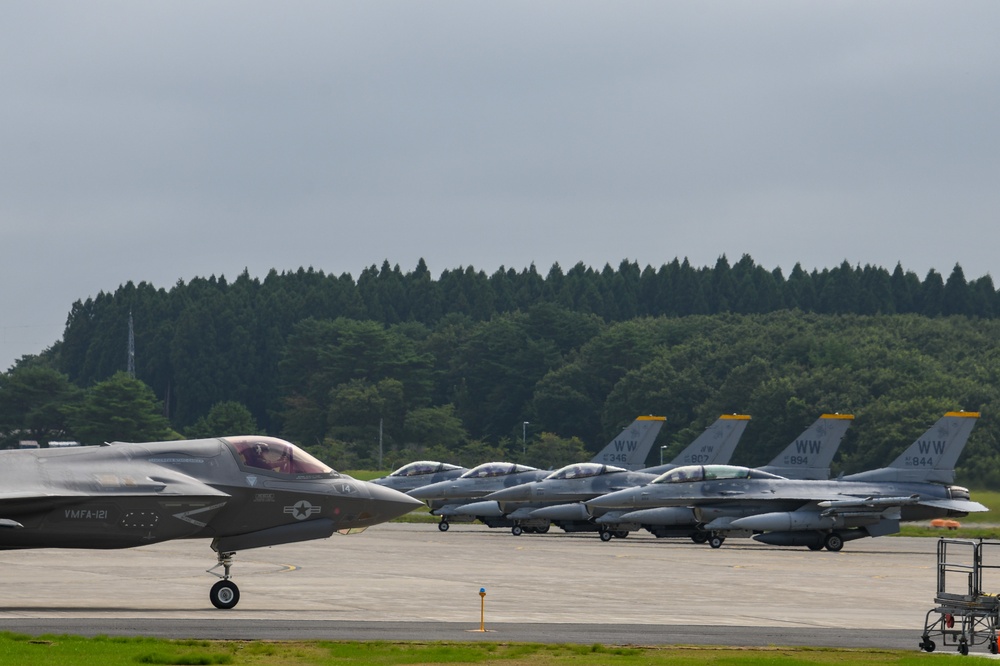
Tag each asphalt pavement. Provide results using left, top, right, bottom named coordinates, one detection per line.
left=0, top=524, right=963, bottom=652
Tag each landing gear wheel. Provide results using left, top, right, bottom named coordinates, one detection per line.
left=536, top=524, right=549, bottom=534
left=691, top=533, right=708, bottom=544
left=807, top=543, right=824, bottom=551
left=511, top=525, right=523, bottom=536
left=210, top=580, right=240, bottom=610
left=599, top=530, right=614, bottom=542
left=613, top=531, right=629, bottom=539
left=919, top=637, right=935, bottom=652
left=824, top=532, right=844, bottom=552
left=438, top=520, right=450, bottom=532
left=709, top=535, right=725, bottom=549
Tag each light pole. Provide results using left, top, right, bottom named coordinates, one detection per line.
left=522, top=421, right=529, bottom=457
left=660, top=445, right=669, bottom=466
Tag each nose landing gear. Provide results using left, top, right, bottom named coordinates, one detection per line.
left=208, top=550, right=241, bottom=609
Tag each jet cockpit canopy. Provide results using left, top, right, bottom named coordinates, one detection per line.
left=226, top=436, right=335, bottom=476
left=545, top=462, right=627, bottom=481
left=460, top=462, right=538, bottom=478
left=386, top=461, right=464, bottom=477
left=652, top=464, right=785, bottom=484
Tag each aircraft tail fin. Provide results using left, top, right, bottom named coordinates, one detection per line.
left=639, top=414, right=750, bottom=474
left=756, top=414, right=853, bottom=479
left=842, top=411, right=980, bottom=484
left=591, top=416, right=665, bottom=470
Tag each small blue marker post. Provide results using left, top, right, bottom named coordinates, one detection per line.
left=479, top=587, right=487, bottom=631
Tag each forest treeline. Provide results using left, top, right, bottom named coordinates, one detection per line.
left=3, top=256, right=999, bottom=486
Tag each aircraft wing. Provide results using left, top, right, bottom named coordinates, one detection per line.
left=0, top=467, right=230, bottom=520
left=918, top=498, right=988, bottom=513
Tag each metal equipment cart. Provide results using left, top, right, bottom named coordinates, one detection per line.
left=920, top=538, right=1000, bottom=655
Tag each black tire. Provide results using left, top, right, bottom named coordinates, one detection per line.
left=709, top=535, right=724, bottom=549
left=599, top=530, right=613, bottom=542
left=536, top=524, right=549, bottom=534
left=824, top=533, right=844, bottom=552
left=438, top=520, right=450, bottom=532
left=691, top=533, right=708, bottom=544
left=959, top=642, right=969, bottom=656
left=807, top=543, right=824, bottom=551
left=923, top=638, right=936, bottom=653
left=210, top=580, right=240, bottom=610
left=511, top=525, right=523, bottom=536
left=613, top=531, right=629, bottom=539
left=990, top=640, right=998, bottom=655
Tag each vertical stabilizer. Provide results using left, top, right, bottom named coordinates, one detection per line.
left=591, top=416, right=665, bottom=470
left=756, top=414, right=853, bottom=480
left=842, top=411, right=980, bottom=484
left=639, top=414, right=750, bottom=474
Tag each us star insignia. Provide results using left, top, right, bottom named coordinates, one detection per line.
left=284, top=500, right=320, bottom=520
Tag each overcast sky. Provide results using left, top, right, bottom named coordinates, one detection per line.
left=2, top=2, right=998, bottom=370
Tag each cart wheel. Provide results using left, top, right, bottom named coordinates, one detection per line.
left=922, top=638, right=935, bottom=652
left=990, top=640, right=998, bottom=655
left=958, top=642, right=968, bottom=656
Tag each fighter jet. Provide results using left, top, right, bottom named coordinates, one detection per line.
left=612, top=413, right=853, bottom=541
left=468, top=414, right=746, bottom=538
left=0, top=435, right=422, bottom=609
left=370, top=460, right=467, bottom=492
left=408, top=462, right=550, bottom=532
left=444, top=415, right=666, bottom=535
left=587, top=412, right=983, bottom=551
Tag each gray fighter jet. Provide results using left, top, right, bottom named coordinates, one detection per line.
left=408, top=462, right=550, bottom=532
left=611, top=413, right=853, bottom=540
left=370, top=460, right=467, bottom=492
left=440, top=415, right=666, bottom=534
left=0, top=435, right=422, bottom=608
left=587, top=411, right=983, bottom=551
left=469, top=414, right=748, bottom=538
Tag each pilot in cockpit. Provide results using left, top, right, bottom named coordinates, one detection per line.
left=242, top=442, right=289, bottom=473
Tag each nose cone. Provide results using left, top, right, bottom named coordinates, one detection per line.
left=365, top=482, right=424, bottom=522
left=453, top=500, right=504, bottom=517
left=586, top=487, right=640, bottom=510
left=485, top=483, right=535, bottom=502
left=407, top=481, right=454, bottom=500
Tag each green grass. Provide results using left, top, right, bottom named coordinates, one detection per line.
left=342, top=470, right=386, bottom=482
left=0, top=634, right=955, bottom=665
left=959, top=489, right=1000, bottom=522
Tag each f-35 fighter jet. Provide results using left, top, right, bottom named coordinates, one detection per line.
left=0, top=435, right=422, bottom=609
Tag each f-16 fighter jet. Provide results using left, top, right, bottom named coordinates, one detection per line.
left=470, top=414, right=745, bottom=538
left=370, top=460, right=467, bottom=492
left=443, top=415, right=666, bottom=535
left=587, top=412, right=983, bottom=551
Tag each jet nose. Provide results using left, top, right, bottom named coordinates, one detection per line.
left=485, top=484, right=534, bottom=502
left=586, top=488, right=639, bottom=510
left=407, top=483, right=445, bottom=500
left=365, top=482, right=424, bottom=521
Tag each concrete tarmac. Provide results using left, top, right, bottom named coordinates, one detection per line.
left=0, top=523, right=953, bottom=650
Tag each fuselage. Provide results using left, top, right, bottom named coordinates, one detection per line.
left=0, top=436, right=420, bottom=550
